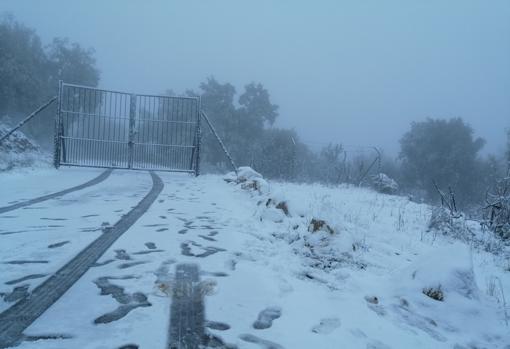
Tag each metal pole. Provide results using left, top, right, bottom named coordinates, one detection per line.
left=53, top=80, right=63, bottom=168
left=0, top=95, right=57, bottom=145
left=200, top=110, right=237, bottom=175
left=128, top=94, right=137, bottom=169
left=195, top=98, right=201, bottom=176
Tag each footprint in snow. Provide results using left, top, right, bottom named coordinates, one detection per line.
left=117, top=261, right=149, bottom=269
left=47, top=241, right=70, bottom=249
left=253, top=306, right=282, bottom=329
left=114, top=249, right=131, bottom=260
left=205, top=320, right=230, bottom=331
left=5, top=274, right=47, bottom=285
left=311, top=318, right=341, bottom=334
left=366, top=340, right=392, bottom=349
left=239, top=334, right=284, bottom=349
left=2, top=284, right=30, bottom=303
left=145, top=242, right=157, bottom=249
left=93, top=276, right=151, bottom=324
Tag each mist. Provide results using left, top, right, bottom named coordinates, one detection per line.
left=3, top=0, right=509, bottom=156
left=2, top=2, right=510, bottom=348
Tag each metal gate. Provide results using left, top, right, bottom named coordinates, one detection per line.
left=53, top=81, right=201, bottom=174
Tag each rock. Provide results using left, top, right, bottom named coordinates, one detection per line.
left=308, top=218, right=335, bottom=234
left=0, top=122, right=49, bottom=171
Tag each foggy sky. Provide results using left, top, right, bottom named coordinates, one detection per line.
left=2, top=0, right=509, bottom=157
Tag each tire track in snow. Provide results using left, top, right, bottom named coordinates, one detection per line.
left=168, top=264, right=204, bottom=349
left=0, top=171, right=163, bottom=349
left=0, top=169, right=113, bottom=214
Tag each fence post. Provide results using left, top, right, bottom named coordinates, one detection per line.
left=128, top=94, right=137, bottom=169
left=53, top=80, right=63, bottom=168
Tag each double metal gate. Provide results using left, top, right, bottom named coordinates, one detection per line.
left=53, top=82, right=201, bottom=174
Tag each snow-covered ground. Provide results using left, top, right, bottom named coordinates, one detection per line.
left=1, top=167, right=509, bottom=348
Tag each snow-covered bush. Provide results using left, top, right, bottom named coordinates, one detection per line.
left=483, top=177, right=510, bottom=241
left=0, top=123, right=50, bottom=171
left=428, top=206, right=473, bottom=241
left=370, top=173, right=398, bottom=194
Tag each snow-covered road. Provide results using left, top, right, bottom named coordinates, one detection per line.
left=1, top=168, right=509, bottom=349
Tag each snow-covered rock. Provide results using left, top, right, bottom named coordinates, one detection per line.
left=224, top=166, right=270, bottom=195
left=0, top=123, right=51, bottom=171
left=371, top=173, right=399, bottom=194
left=393, top=244, right=479, bottom=302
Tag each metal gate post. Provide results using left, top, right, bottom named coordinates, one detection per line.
left=195, top=97, right=202, bottom=176
left=128, top=94, right=137, bottom=169
left=53, top=80, right=63, bottom=168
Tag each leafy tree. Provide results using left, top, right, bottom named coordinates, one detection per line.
left=0, top=15, right=48, bottom=116
left=399, top=118, right=485, bottom=206
left=46, top=38, right=99, bottom=88
left=318, top=143, right=345, bottom=183
left=238, top=82, right=278, bottom=128
left=252, top=128, right=297, bottom=180
left=0, top=16, right=100, bottom=147
left=194, top=77, right=279, bottom=170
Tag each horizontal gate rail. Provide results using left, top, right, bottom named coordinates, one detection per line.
left=54, top=81, right=201, bottom=174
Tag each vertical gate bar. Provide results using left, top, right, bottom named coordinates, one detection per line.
left=189, top=100, right=194, bottom=169
left=167, top=98, right=171, bottom=168
left=85, top=88, right=90, bottom=165
left=53, top=80, right=63, bottom=168
left=157, top=96, right=160, bottom=168
left=121, top=93, right=125, bottom=166
left=75, top=86, right=79, bottom=164
left=63, top=85, right=68, bottom=164
left=149, top=96, right=154, bottom=168
left=60, top=121, right=67, bottom=163
left=91, top=89, right=95, bottom=166
left=152, top=96, right=156, bottom=168
left=114, top=92, right=117, bottom=167
left=195, top=97, right=201, bottom=176
left=88, top=88, right=93, bottom=166
left=167, top=97, right=171, bottom=168
left=84, top=88, right=88, bottom=165
left=128, top=94, right=137, bottom=169
left=170, top=98, right=174, bottom=169
left=186, top=99, right=191, bottom=169
left=108, top=91, right=112, bottom=166
left=181, top=98, right=185, bottom=169
left=162, top=98, right=165, bottom=169
left=117, top=93, right=121, bottom=166
left=178, top=97, right=181, bottom=169
left=138, top=95, right=142, bottom=169
left=156, top=96, right=161, bottom=167
left=181, top=99, right=186, bottom=170
left=94, top=89, right=98, bottom=167
left=188, top=99, right=193, bottom=170
left=80, top=87, right=85, bottom=165
left=177, top=98, right=181, bottom=170
left=143, top=96, right=147, bottom=169
left=88, top=88, right=92, bottom=166
left=189, top=100, right=197, bottom=171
